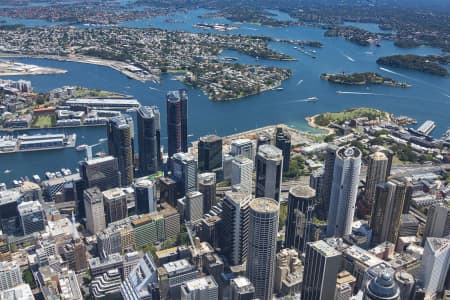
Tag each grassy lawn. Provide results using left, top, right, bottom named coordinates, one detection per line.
left=72, top=87, right=124, bottom=98
left=314, top=108, right=389, bottom=127
left=31, top=115, right=55, bottom=128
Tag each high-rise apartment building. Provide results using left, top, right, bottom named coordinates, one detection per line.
left=103, top=188, right=128, bottom=224
left=321, top=144, right=338, bottom=214
left=423, top=204, right=450, bottom=242
left=172, top=152, right=198, bottom=197
left=419, top=237, right=450, bottom=299
left=327, top=146, right=361, bottom=237
left=231, top=156, right=253, bottom=195
left=80, top=156, right=120, bottom=191
left=274, top=126, right=291, bottom=172
left=365, top=152, right=389, bottom=214
left=17, top=201, right=45, bottom=235
left=301, top=240, right=342, bottom=300
left=107, top=115, right=134, bottom=186
left=134, top=177, right=156, bottom=215
left=246, top=197, right=279, bottom=300
left=255, top=144, right=283, bottom=201
left=84, top=187, right=106, bottom=234
left=198, top=135, right=222, bottom=172
left=285, top=185, right=316, bottom=253
left=230, top=139, right=254, bottom=161
left=198, top=173, right=216, bottom=214
left=167, top=90, right=188, bottom=157
left=137, top=105, right=161, bottom=175
left=0, top=261, right=22, bottom=291
left=221, top=192, right=252, bottom=266
left=370, top=179, right=406, bottom=246
left=159, top=177, right=177, bottom=207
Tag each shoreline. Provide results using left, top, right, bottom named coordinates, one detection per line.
left=0, top=53, right=159, bottom=82
left=0, top=123, right=106, bottom=133
left=305, top=115, right=335, bottom=135
left=0, top=59, right=67, bottom=76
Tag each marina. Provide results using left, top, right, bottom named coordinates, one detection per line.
left=0, top=133, right=76, bottom=153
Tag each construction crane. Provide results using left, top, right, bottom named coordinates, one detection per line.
left=85, top=138, right=107, bottom=160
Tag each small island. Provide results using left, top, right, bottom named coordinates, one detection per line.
left=376, top=54, right=449, bottom=77
left=320, top=72, right=411, bottom=88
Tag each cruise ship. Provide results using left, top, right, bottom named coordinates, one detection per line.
left=0, top=133, right=76, bottom=153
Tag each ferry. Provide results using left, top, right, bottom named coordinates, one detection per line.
left=305, top=97, right=319, bottom=102
left=33, top=175, right=41, bottom=183
left=76, top=144, right=88, bottom=152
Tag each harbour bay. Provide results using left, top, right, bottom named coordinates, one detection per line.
left=0, top=9, right=449, bottom=184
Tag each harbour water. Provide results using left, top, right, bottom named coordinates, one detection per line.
left=0, top=9, right=449, bottom=184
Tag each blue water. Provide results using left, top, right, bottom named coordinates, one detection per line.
left=343, top=22, right=395, bottom=34
left=0, top=9, right=449, bottom=185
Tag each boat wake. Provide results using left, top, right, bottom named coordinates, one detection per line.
left=378, top=67, right=406, bottom=77
left=296, top=79, right=304, bottom=86
left=336, top=91, right=383, bottom=96
left=340, top=51, right=355, bottom=62
left=149, top=86, right=161, bottom=91
left=442, top=92, right=450, bottom=98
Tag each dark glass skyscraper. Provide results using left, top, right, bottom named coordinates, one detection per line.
left=106, top=115, right=134, bottom=186
left=285, top=185, right=316, bottom=253
left=198, top=135, right=222, bottom=172
left=137, top=106, right=161, bottom=175
left=274, top=126, right=291, bottom=172
left=167, top=90, right=188, bottom=157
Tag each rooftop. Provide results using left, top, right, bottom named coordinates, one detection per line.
left=310, top=240, right=341, bottom=258
left=138, top=105, right=160, bottom=119
left=184, top=276, right=217, bottom=292
left=103, top=188, right=126, bottom=200
left=257, top=144, right=282, bottom=159
left=250, top=197, right=279, bottom=213
left=290, top=185, right=316, bottom=199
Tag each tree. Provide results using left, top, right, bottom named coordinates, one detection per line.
left=22, top=269, right=36, bottom=289
left=279, top=203, right=288, bottom=229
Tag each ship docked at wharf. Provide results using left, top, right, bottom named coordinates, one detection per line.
left=0, top=133, right=76, bottom=153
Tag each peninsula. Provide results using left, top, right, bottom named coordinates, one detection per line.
left=0, top=26, right=298, bottom=101
left=320, top=72, right=411, bottom=88
left=0, top=59, right=66, bottom=76
left=376, top=54, right=449, bottom=77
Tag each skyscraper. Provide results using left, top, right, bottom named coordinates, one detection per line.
left=255, top=144, right=283, bottom=201
left=230, top=139, right=254, bottom=161
left=159, top=177, right=177, bottom=207
left=301, top=240, right=342, bottom=300
left=137, top=105, right=161, bottom=175
left=419, top=237, right=450, bottom=299
left=285, top=185, right=316, bottom=253
left=198, top=173, right=216, bottom=214
left=84, top=187, right=106, bottom=234
left=103, top=188, right=128, bottom=224
left=198, top=135, right=222, bottom=172
left=231, top=156, right=253, bottom=195
left=17, top=201, right=45, bottom=235
left=365, top=152, right=389, bottom=214
left=327, top=146, right=361, bottom=237
left=274, top=126, right=291, bottom=172
left=320, top=144, right=338, bottom=214
left=370, top=179, right=406, bottom=246
left=221, top=192, right=252, bottom=266
left=171, top=152, right=198, bottom=197
left=167, top=89, right=188, bottom=158
left=423, top=204, right=450, bottom=242
left=80, top=156, right=120, bottom=191
left=246, top=197, right=279, bottom=300
left=107, top=115, right=134, bottom=186
left=256, top=131, right=272, bottom=151
left=183, top=191, right=203, bottom=224
left=134, top=177, right=156, bottom=215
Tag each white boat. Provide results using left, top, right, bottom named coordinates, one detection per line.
left=3, top=169, right=11, bottom=174
left=305, top=97, right=319, bottom=102
left=76, top=144, right=88, bottom=151
left=33, top=175, right=41, bottom=183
